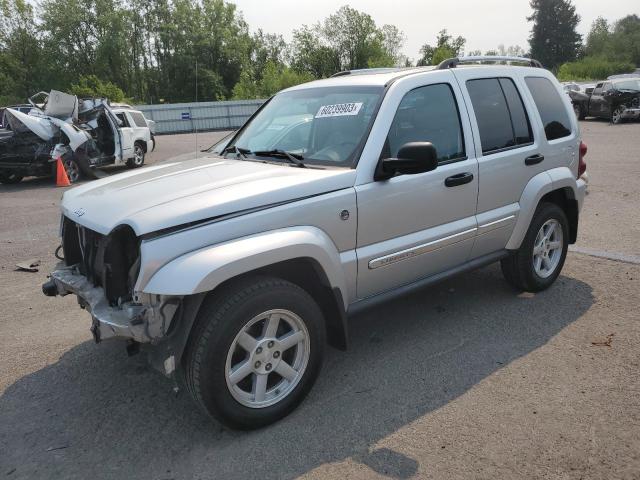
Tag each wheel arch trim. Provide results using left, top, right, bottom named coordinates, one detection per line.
left=506, top=167, right=581, bottom=249
left=142, top=226, right=350, bottom=309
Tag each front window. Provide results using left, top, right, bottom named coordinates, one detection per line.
left=383, top=83, right=466, bottom=163
left=226, top=86, right=383, bottom=167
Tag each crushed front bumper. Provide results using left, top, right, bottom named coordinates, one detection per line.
left=620, top=107, right=640, bottom=119
left=43, top=263, right=179, bottom=344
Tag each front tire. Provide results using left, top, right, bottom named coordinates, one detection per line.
left=62, top=157, right=82, bottom=183
left=611, top=106, right=625, bottom=124
left=183, top=276, right=326, bottom=429
left=501, top=202, right=569, bottom=292
left=0, top=172, right=24, bottom=184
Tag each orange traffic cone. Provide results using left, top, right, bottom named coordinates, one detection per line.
left=56, top=157, right=71, bottom=187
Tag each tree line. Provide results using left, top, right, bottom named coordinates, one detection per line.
left=0, top=0, right=638, bottom=106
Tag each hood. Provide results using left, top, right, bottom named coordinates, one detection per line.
left=5, top=108, right=54, bottom=141
left=61, top=155, right=356, bottom=235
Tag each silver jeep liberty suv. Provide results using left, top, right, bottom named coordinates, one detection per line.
left=43, top=56, right=588, bottom=429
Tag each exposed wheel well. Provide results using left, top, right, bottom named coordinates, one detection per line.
left=539, top=188, right=579, bottom=243
left=135, top=140, right=147, bottom=153
left=212, top=258, right=348, bottom=351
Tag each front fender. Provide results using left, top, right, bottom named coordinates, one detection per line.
left=506, top=167, right=580, bottom=249
left=142, top=226, right=349, bottom=308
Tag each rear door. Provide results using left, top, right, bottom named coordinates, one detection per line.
left=452, top=71, right=540, bottom=258
left=355, top=74, right=479, bottom=299
left=115, top=112, right=134, bottom=159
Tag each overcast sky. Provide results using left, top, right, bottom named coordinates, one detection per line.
left=230, top=0, right=638, bottom=60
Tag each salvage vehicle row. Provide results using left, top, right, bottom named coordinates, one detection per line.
left=0, top=91, right=154, bottom=184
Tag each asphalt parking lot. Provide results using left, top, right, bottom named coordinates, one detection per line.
left=1, top=121, right=639, bottom=479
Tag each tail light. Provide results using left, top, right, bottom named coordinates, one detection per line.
left=578, top=141, right=587, bottom=178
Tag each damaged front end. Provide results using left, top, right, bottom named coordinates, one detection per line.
left=43, top=217, right=181, bottom=358
left=610, top=91, right=640, bottom=121
left=0, top=90, right=123, bottom=183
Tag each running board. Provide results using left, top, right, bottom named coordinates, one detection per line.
left=347, top=250, right=509, bottom=316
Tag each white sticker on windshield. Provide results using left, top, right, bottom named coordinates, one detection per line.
left=315, top=102, right=363, bottom=118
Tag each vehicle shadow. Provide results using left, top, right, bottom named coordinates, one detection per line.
left=0, top=175, right=57, bottom=192
left=0, top=263, right=594, bottom=480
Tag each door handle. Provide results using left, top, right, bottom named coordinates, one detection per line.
left=445, top=172, right=474, bottom=187
left=525, top=154, right=544, bottom=165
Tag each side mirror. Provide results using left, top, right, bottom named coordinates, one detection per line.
left=375, top=142, right=438, bottom=181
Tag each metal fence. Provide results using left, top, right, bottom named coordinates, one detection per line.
left=134, top=99, right=265, bottom=135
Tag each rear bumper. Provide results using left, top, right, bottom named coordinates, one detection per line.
left=576, top=178, right=587, bottom=211
left=44, top=263, right=179, bottom=343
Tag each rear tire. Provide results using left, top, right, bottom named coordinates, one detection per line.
left=183, top=276, right=325, bottom=430
left=501, top=202, right=569, bottom=292
left=573, top=103, right=585, bottom=121
left=126, top=143, right=145, bottom=168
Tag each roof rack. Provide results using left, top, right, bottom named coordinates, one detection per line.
left=330, top=67, right=403, bottom=77
left=437, top=56, right=543, bottom=70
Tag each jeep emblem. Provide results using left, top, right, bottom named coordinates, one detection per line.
left=73, top=208, right=86, bottom=217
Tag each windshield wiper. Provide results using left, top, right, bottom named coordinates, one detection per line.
left=252, top=149, right=306, bottom=168
left=222, top=145, right=251, bottom=159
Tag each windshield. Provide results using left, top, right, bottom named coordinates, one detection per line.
left=614, top=80, right=640, bottom=91
left=227, top=86, right=383, bottom=167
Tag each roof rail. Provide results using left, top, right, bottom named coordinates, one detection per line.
left=330, top=67, right=403, bottom=77
left=437, top=56, right=543, bottom=70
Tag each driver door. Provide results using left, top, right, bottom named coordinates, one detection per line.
left=589, top=83, right=606, bottom=117
left=355, top=81, right=479, bottom=299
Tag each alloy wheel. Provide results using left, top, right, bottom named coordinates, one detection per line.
left=224, top=309, right=310, bottom=408
left=612, top=107, right=624, bottom=124
left=532, top=219, right=563, bottom=278
left=63, top=158, right=80, bottom=183
left=133, top=145, right=144, bottom=166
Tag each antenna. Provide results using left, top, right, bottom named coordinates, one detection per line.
left=195, top=59, right=198, bottom=159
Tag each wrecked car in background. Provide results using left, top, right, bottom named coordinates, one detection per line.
left=0, top=91, right=154, bottom=184
left=569, top=78, right=640, bottom=124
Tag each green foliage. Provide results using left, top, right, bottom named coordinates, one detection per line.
left=417, top=30, right=465, bottom=66
left=232, top=61, right=313, bottom=99
left=0, top=0, right=44, bottom=99
left=0, top=0, right=637, bottom=106
left=557, top=56, right=635, bottom=81
left=291, top=6, right=405, bottom=77
left=583, top=15, right=640, bottom=66
left=527, top=0, right=582, bottom=70
left=69, top=74, right=126, bottom=101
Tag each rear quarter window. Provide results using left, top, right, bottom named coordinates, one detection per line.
left=524, top=77, right=572, bottom=141
left=129, top=111, right=148, bottom=128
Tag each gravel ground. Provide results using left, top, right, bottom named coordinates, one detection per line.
left=0, top=121, right=639, bottom=480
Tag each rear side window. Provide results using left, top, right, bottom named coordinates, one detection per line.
left=466, top=78, right=533, bottom=154
left=129, top=111, right=148, bottom=128
left=524, top=77, right=572, bottom=141
left=384, top=83, right=465, bottom=164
